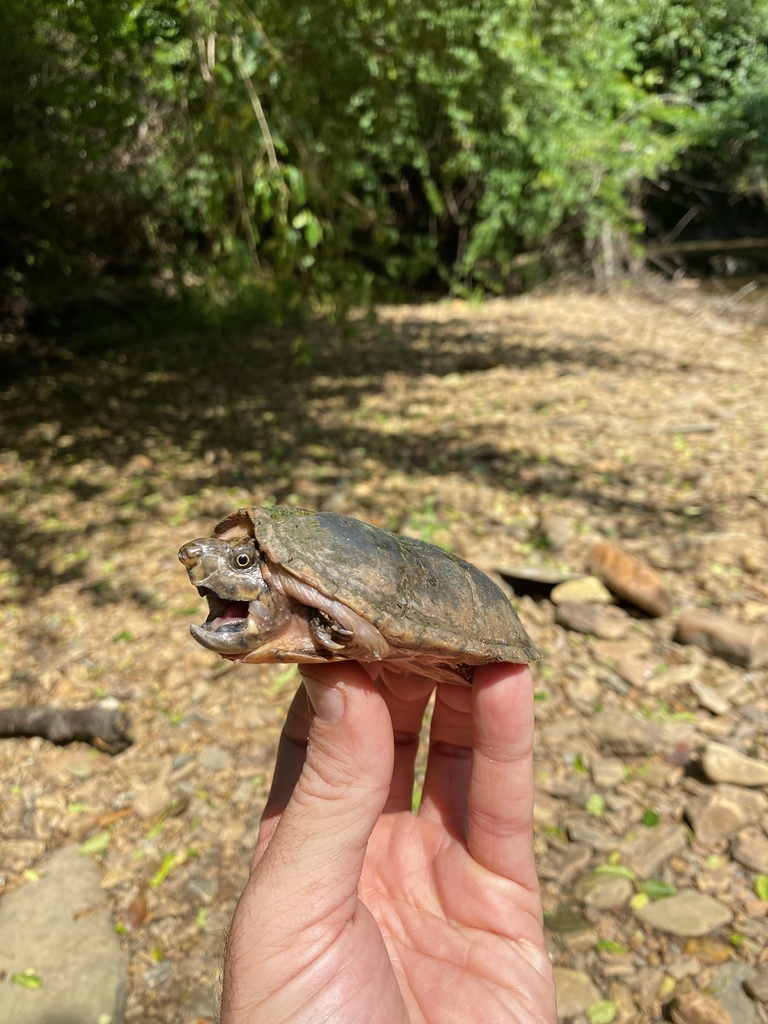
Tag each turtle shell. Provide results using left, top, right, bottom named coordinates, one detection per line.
left=214, top=505, right=541, bottom=667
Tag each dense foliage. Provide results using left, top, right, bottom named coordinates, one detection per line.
left=2, top=0, right=767, bottom=323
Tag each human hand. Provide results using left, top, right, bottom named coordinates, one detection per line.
left=219, top=661, right=556, bottom=1024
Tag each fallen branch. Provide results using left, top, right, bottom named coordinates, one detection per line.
left=0, top=706, right=132, bottom=754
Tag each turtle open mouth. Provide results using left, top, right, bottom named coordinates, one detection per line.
left=198, top=587, right=249, bottom=634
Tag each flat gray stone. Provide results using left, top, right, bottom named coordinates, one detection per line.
left=625, top=822, right=688, bottom=879
left=712, top=962, right=757, bottom=1024
left=0, top=844, right=126, bottom=1024
left=634, top=890, right=732, bottom=937
left=590, top=708, right=655, bottom=755
left=744, top=967, right=768, bottom=1002
left=687, top=785, right=768, bottom=847
left=591, top=756, right=626, bottom=789
left=731, top=825, right=768, bottom=872
left=553, top=967, right=600, bottom=1019
left=573, top=873, right=633, bottom=910
left=701, top=742, right=768, bottom=787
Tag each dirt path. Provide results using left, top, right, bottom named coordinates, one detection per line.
left=2, top=285, right=768, bottom=1021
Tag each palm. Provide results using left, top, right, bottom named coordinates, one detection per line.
left=342, top=811, right=553, bottom=1024
left=220, top=663, right=556, bottom=1024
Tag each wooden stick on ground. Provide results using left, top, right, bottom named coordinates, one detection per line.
left=0, top=707, right=132, bottom=754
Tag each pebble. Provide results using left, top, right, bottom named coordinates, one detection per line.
left=551, top=576, right=614, bottom=605
left=555, top=601, right=631, bottom=639
left=687, top=785, right=768, bottom=847
left=592, top=756, right=626, bottom=789
left=615, top=654, right=653, bottom=689
left=690, top=680, right=731, bottom=716
left=674, top=608, right=768, bottom=669
left=642, top=663, right=700, bottom=696
left=634, top=890, right=732, bottom=937
left=625, top=822, right=688, bottom=879
left=590, top=707, right=655, bottom=755
left=539, top=512, right=577, bottom=550
left=589, top=541, right=673, bottom=616
left=553, top=967, right=600, bottom=1019
left=573, top=873, right=634, bottom=910
left=608, top=981, right=637, bottom=1023
left=731, top=825, right=768, bottom=872
left=566, top=815, right=623, bottom=852
left=670, top=991, right=734, bottom=1024
left=744, top=967, right=768, bottom=1002
left=133, top=780, right=173, bottom=820
left=712, top=962, right=758, bottom=1024
left=199, top=744, right=234, bottom=772
left=701, top=741, right=768, bottom=787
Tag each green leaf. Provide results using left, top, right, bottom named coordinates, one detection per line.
left=588, top=1000, right=617, bottom=1024
left=595, top=940, right=628, bottom=955
left=150, top=851, right=185, bottom=889
left=641, top=808, right=660, bottom=827
left=11, top=970, right=42, bottom=990
left=594, top=864, right=637, bottom=880
left=585, top=793, right=606, bottom=818
left=79, top=831, right=111, bottom=855
left=640, top=879, right=677, bottom=899
left=755, top=875, right=768, bottom=901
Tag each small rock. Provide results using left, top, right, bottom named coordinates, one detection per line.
left=566, top=816, right=622, bottom=852
left=589, top=541, right=673, bottom=616
left=671, top=991, right=734, bottom=1024
left=690, top=680, right=731, bottom=715
left=555, top=601, right=631, bottom=639
left=744, top=967, right=768, bottom=1002
left=631, top=966, right=665, bottom=1010
left=625, top=822, right=688, bottom=879
left=683, top=938, right=734, bottom=965
left=573, top=872, right=633, bottom=910
left=731, top=825, right=768, bottom=873
left=712, top=962, right=758, bottom=1024
left=701, top=742, right=768, bottom=787
left=643, top=663, right=700, bottom=696
left=133, top=781, right=173, bottom=820
left=687, top=785, right=768, bottom=846
left=590, top=708, right=655, bottom=755
left=199, top=744, right=234, bottom=772
left=0, top=839, right=46, bottom=875
left=551, top=576, right=614, bottom=605
left=592, top=756, right=626, bottom=789
left=634, top=890, right=732, bottom=937
left=564, top=673, right=601, bottom=711
left=553, top=967, right=600, bottom=1019
left=674, top=608, right=768, bottom=669
left=539, top=512, right=576, bottom=550
left=615, top=655, right=653, bottom=689
left=608, top=981, right=637, bottom=1024
left=539, top=843, right=592, bottom=886
left=592, top=637, right=653, bottom=662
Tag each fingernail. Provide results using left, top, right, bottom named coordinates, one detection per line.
left=303, top=675, right=345, bottom=724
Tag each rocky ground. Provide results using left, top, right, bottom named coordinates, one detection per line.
left=1, top=281, right=768, bottom=1023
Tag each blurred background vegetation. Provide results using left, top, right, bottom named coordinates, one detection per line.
left=2, top=0, right=768, bottom=335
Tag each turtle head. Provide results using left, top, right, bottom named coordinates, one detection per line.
left=178, top=535, right=291, bottom=656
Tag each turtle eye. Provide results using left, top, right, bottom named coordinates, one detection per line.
left=235, top=550, right=253, bottom=569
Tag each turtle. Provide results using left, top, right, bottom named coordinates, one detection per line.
left=178, top=505, right=541, bottom=685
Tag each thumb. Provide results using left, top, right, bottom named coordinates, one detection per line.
left=258, top=663, right=394, bottom=911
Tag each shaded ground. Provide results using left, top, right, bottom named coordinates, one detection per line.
left=1, top=282, right=767, bottom=1022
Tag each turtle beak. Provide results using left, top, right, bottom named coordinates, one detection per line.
left=178, top=541, right=204, bottom=569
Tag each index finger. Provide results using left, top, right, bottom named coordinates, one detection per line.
left=467, top=662, right=538, bottom=891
